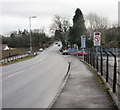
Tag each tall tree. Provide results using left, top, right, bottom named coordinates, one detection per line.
left=69, top=8, right=86, bottom=47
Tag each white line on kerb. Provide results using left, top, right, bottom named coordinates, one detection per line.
left=8, top=70, right=24, bottom=78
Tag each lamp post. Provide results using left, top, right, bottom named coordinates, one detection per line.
left=29, top=16, right=36, bottom=54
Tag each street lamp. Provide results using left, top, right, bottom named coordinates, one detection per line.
left=29, top=16, right=36, bottom=54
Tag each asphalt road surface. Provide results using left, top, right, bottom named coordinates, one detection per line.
left=2, top=42, right=69, bottom=108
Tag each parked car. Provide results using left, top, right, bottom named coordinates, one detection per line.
left=39, top=48, right=43, bottom=52
left=68, top=48, right=78, bottom=55
left=62, top=50, right=69, bottom=55
left=28, top=51, right=32, bottom=55
left=76, top=50, right=87, bottom=56
left=55, top=42, right=58, bottom=45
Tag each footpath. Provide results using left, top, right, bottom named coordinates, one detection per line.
left=51, top=56, right=118, bottom=109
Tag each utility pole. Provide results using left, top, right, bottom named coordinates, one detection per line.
left=29, top=16, right=36, bottom=54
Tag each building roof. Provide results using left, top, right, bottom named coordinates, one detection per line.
left=0, top=44, right=10, bottom=50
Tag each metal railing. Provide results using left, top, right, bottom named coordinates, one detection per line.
left=0, top=52, right=38, bottom=64
left=84, top=48, right=119, bottom=94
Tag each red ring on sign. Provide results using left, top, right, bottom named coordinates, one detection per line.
left=95, top=36, right=100, bottom=42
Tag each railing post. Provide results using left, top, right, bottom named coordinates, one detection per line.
left=88, top=50, right=90, bottom=64
left=92, top=48, right=96, bottom=68
left=96, top=55, right=99, bottom=71
left=98, top=50, right=103, bottom=76
left=86, top=54, right=87, bottom=62
left=85, top=54, right=87, bottom=62
left=90, top=49, right=92, bottom=66
left=84, top=54, right=85, bottom=62
left=86, top=49, right=88, bottom=63
left=93, top=51, right=95, bottom=68
left=94, top=50, right=96, bottom=69
left=92, top=50, right=94, bottom=67
left=103, top=50, right=109, bottom=82
left=118, top=49, right=120, bottom=102
left=113, top=57, right=117, bottom=93
left=91, top=49, right=93, bottom=67
left=110, top=51, right=117, bottom=93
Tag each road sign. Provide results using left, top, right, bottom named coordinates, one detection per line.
left=81, top=35, right=86, bottom=48
left=93, top=32, right=101, bottom=46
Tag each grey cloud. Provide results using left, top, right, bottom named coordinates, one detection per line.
left=2, top=2, right=56, bottom=18
left=0, top=0, right=119, bottom=35
left=1, top=2, right=75, bottom=18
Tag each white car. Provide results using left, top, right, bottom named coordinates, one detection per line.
left=62, top=50, right=69, bottom=55
left=39, top=48, right=43, bottom=52
left=55, top=42, right=58, bottom=45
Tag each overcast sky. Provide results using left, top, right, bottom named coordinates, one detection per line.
left=0, top=0, right=119, bottom=36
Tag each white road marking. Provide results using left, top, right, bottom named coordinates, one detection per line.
left=8, top=70, right=25, bottom=78
left=6, top=54, right=48, bottom=78
left=29, top=65, right=38, bottom=69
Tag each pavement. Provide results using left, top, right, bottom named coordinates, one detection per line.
left=51, top=55, right=118, bottom=109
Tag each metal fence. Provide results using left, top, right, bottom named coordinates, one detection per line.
left=0, top=52, right=38, bottom=64
left=84, top=48, right=120, bottom=95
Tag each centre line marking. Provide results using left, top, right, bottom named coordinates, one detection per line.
left=8, top=70, right=25, bottom=78
left=29, top=65, right=38, bottom=69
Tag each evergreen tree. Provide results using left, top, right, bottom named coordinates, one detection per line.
left=69, top=8, right=86, bottom=47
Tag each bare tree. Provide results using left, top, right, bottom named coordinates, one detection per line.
left=33, top=28, right=45, bottom=34
left=85, top=12, right=110, bottom=44
left=50, top=15, right=71, bottom=47
left=50, top=15, right=70, bottom=35
left=86, top=12, right=109, bottom=31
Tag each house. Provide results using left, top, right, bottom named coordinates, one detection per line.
left=0, top=44, right=10, bottom=51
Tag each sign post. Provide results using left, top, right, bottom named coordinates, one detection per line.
left=81, top=35, right=86, bottom=48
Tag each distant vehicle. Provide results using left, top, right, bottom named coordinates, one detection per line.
left=67, top=48, right=78, bottom=55
left=39, top=48, right=43, bottom=52
left=55, top=42, right=58, bottom=45
left=28, top=51, right=32, bottom=55
left=62, top=50, right=69, bottom=55
left=76, top=50, right=87, bottom=56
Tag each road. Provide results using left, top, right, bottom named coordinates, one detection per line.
left=2, top=43, right=69, bottom=108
